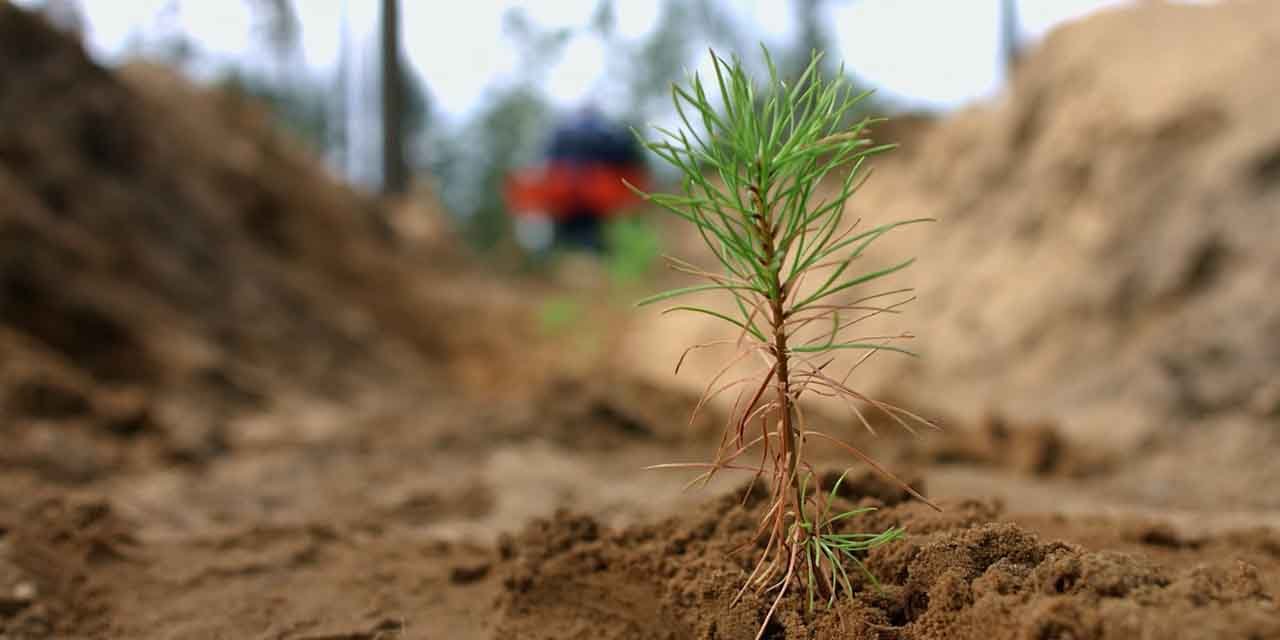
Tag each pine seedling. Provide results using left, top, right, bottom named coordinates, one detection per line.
left=631, top=47, right=938, bottom=634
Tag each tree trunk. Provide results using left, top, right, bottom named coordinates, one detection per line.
left=380, top=0, right=407, bottom=195
left=1000, top=0, right=1023, bottom=74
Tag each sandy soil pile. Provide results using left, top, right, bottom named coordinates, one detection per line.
left=856, top=0, right=1280, bottom=509
left=0, top=2, right=534, bottom=483
left=867, top=0, right=1280, bottom=435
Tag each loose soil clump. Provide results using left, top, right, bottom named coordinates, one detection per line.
left=495, top=474, right=1279, bottom=639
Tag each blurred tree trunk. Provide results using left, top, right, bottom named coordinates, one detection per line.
left=380, top=0, right=407, bottom=195
left=246, top=0, right=302, bottom=86
left=790, top=0, right=830, bottom=77
left=1000, top=0, right=1023, bottom=73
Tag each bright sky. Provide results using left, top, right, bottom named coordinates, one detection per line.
left=25, top=0, right=1133, bottom=114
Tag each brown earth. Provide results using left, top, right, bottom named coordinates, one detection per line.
left=1, top=3, right=1278, bottom=640
left=495, top=478, right=1280, bottom=639
left=867, top=0, right=1280, bottom=515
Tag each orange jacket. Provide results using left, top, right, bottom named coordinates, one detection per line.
left=505, top=162, right=649, bottom=220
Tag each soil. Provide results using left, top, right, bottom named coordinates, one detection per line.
left=1, top=3, right=1278, bottom=640
left=494, top=478, right=1280, bottom=639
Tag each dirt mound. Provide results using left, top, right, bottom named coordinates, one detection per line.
left=856, top=0, right=1280, bottom=447
left=848, top=0, right=1280, bottom=510
left=495, top=475, right=1279, bottom=639
left=0, top=5, right=536, bottom=484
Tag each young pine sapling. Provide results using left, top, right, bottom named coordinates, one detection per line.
left=631, top=48, right=938, bottom=634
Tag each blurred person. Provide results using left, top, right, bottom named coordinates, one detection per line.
left=505, top=105, right=649, bottom=253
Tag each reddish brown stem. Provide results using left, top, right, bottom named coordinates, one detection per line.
left=750, top=169, right=811, bottom=558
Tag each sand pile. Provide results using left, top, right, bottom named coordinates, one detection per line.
left=843, top=0, right=1280, bottom=509
left=861, top=0, right=1280, bottom=440
left=0, top=4, right=504, bottom=480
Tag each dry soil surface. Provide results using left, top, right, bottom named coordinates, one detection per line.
left=1, top=3, right=1278, bottom=639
